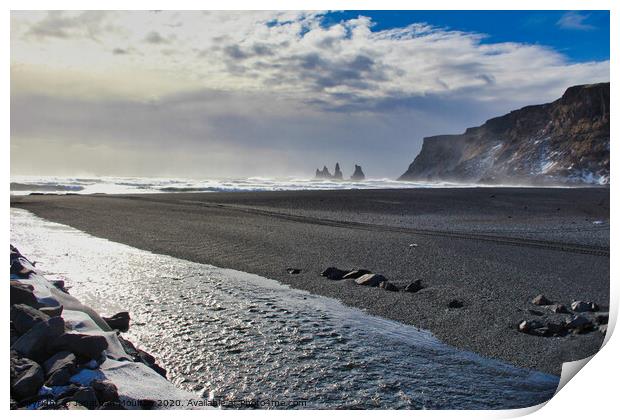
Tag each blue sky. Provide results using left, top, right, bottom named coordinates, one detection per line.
left=326, top=10, right=610, bottom=62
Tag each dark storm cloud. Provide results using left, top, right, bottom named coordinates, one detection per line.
left=252, top=51, right=392, bottom=99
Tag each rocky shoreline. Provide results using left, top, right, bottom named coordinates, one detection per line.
left=10, top=245, right=202, bottom=410
left=317, top=266, right=608, bottom=338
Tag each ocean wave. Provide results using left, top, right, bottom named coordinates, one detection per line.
left=10, top=182, right=85, bottom=192
left=10, top=176, right=487, bottom=196
left=158, top=186, right=221, bottom=192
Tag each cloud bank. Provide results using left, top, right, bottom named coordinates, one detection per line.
left=10, top=11, right=609, bottom=178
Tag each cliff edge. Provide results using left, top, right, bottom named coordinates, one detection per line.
left=399, top=83, right=610, bottom=185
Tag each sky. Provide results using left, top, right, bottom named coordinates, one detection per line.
left=10, top=10, right=610, bottom=179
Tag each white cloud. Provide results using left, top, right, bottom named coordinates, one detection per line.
left=556, top=11, right=596, bottom=31
left=11, top=11, right=609, bottom=106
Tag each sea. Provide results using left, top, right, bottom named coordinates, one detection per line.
left=10, top=175, right=480, bottom=196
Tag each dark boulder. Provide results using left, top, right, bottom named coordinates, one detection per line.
left=10, top=322, right=20, bottom=346
left=51, top=279, right=69, bottom=293
left=71, top=387, right=99, bottom=409
left=546, top=322, right=568, bottom=336
left=321, top=267, right=350, bottom=280
left=549, top=303, right=570, bottom=314
left=39, top=305, right=64, bottom=317
left=565, top=315, right=594, bottom=333
left=92, top=380, right=120, bottom=404
left=147, top=361, right=167, bottom=378
left=11, top=258, right=34, bottom=278
left=596, top=312, right=609, bottom=325
left=518, top=319, right=543, bottom=334
left=404, top=280, right=424, bottom=293
left=355, top=274, right=386, bottom=287
left=51, top=333, right=108, bottom=360
left=103, top=312, right=130, bottom=332
left=43, top=351, right=77, bottom=386
left=531, top=294, right=552, bottom=306
left=55, top=383, right=80, bottom=400
left=571, top=301, right=599, bottom=312
left=10, top=281, right=39, bottom=307
left=379, top=281, right=399, bottom=292
left=286, top=268, right=301, bottom=275
left=11, top=304, right=50, bottom=335
left=117, top=336, right=166, bottom=378
left=136, top=349, right=167, bottom=377
left=519, top=319, right=568, bottom=337
left=11, top=353, right=45, bottom=400
left=342, top=269, right=372, bottom=279
left=11, top=317, right=65, bottom=362
left=10, top=244, right=22, bottom=257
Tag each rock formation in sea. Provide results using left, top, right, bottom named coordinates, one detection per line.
left=315, top=163, right=345, bottom=180
left=398, top=83, right=610, bottom=185
left=350, top=165, right=365, bottom=181
left=333, top=163, right=343, bottom=180
left=315, top=166, right=332, bottom=179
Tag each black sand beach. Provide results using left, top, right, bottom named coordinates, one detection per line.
left=11, top=188, right=610, bottom=376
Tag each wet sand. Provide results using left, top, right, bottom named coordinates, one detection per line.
left=11, top=187, right=610, bottom=375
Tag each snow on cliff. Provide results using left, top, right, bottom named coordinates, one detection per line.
left=399, top=83, right=610, bottom=185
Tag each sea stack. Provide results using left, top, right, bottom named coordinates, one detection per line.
left=351, top=165, right=365, bottom=181
left=315, top=163, right=365, bottom=181
left=315, top=166, right=332, bottom=179
left=333, top=163, right=343, bottom=180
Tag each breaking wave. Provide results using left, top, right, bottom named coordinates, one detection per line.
left=10, top=176, right=476, bottom=196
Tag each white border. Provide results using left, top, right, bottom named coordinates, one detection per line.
left=4, top=2, right=616, bottom=419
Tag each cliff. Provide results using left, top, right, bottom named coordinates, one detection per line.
left=399, top=83, right=610, bottom=185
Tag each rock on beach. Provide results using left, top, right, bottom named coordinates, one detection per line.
left=321, top=267, right=350, bottom=280
left=355, top=274, right=387, bottom=287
